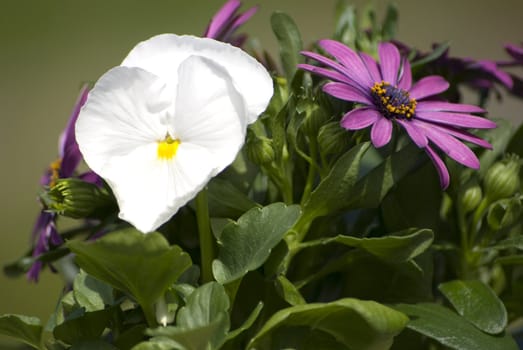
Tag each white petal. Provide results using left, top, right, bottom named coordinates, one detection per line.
left=76, top=66, right=175, bottom=173
left=103, top=142, right=215, bottom=233
left=173, top=56, right=246, bottom=175
left=121, top=34, right=273, bottom=124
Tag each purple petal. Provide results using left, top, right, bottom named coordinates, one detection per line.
left=397, top=58, right=412, bottom=90
left=301, top=51, right=361, bottom=86
left=428, top=123, right=493, bottom=149
left=378, top=42, right=401, bottom=84
left=360, top=52, right=382, bottom=82
left=419, top=123, right=480, bottom=169
left=415, top=110, right=497, bottom=129
left=298, top=64, right=353, bottom=85
left=416, top=101, right=486, bottom=113
left=505, top=43, right=523, bottom=61
left=221, top=6, right=258, bottom=44
left=204, top=0, right=241, bottom=38
left=476, top=60, right=513, bottom=88
left=79, top=170, right=103, bottom=186
left=59, top=84, right=90, bottom=177
left=340, top=107, right=381, bottom=130
left=371, top=117, right=393, bottom=148
left=27, top=261, right=43, bottom=282
left=409, top=76, right=449, bottom=100
left=323, top=82, right=373, bottom=104
left=425, top=146, right=450, bottom=189
left=396, top=119, right=428, bottom=147
left=318, top=39, right=374, bottom=87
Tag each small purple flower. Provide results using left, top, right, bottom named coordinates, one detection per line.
left=299, top=40, right=496, bottom=189
left=28, top=84, right=92, bottom=282
left=503, top=43, right=523, bottom=64
left=204, top=0, right=257, bottom=47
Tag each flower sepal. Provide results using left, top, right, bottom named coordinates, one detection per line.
left=41, top=178, right=116, bottom=220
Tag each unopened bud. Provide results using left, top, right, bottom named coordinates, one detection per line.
left=300, top=102, right=329, bottom=136
left=318, top=121, right=349, bottom=156
left=246, top=129, right=275, bottom=165
left=484, top=155, right=522, bottom=202
left=42, top=178, right=114, bottom=219
left=459, top=180, right=482, bottom=213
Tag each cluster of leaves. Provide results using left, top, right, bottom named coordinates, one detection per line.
left=3, top=2, right=523, bottom=349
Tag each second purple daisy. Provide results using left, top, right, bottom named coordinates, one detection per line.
left=299, top=40, right=496, bottom=189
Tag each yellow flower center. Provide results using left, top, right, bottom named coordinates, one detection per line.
left=370, top=81, right=417, bottom=119
left=157, top=134, right=181, bottom=160
left=49, top=159, right=62, bottom=187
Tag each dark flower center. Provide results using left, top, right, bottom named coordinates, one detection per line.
left=370, top=81, right=417, bottom=119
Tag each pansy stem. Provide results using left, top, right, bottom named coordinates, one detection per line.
left=195, top=188, right=215, bottom=283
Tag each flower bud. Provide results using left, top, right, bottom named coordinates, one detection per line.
left=300, top=102, right=329, bottom=136
left=246, top=129, right=275, bottom=165
left=318, top=121, right=349, bottom=156
left=484, top=155, right=522, bottom=202
left=42, top=178, right=114, bottom=219
left=459, top=179, right=483, bottom=213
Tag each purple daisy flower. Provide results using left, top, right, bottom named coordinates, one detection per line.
left=299, top=40, right=496, bottom=189
left=204, top=0, right=257, bottom=47
left=28, top=84, right=100, bottom=281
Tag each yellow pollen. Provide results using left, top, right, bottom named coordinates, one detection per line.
left=157, top=135, right=181, bottom=160
left=49, top=159, right=62, bottom=187
left=370, top=81, right=417, bottom=120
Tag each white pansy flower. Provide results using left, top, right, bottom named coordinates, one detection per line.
left=76, top=34, right=273, bottom=233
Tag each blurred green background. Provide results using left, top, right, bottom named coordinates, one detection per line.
left=1, top=0, right=522, bottom=345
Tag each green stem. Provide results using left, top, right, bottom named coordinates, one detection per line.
left=142, top=302, right=158, bottom=328
left=300, top=136, right=318, bottom=206
left=195, top=188, right=215, bottom=283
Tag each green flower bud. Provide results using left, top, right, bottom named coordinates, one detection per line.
left=486, top=196, right=522, bottom=231
left=483, top=154, right=522, bottom=202
left=246, top=129, right=275, bottom=165
left=42, top=178, right=114, bottom=219
left=300, top=102, right=329, bottom=136
left=459, top=180, right=483, bottom=214
left=318, top=121, right=349, bottom=156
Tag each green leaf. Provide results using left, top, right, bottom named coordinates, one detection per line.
left=489, top=235, right=523, bottom=250
left=143, top=282, right=230, bottom=350
left=507, top=121, right=523, bottom=157
left=270, top=11, right=303, bottom=81
left=53, top=309, right=112, bottom=345
left=478, top=119, right=513, bottom=177
left=132, top=338, right=178, bottom=350
left=207, top=178, right=259, bottom=219
left=381, top=3, right=398, bottom=39
left=249, top=298, right=408, bottom=350
left=226, top=302, right=264, bottom=341
left=334, top=1, right=357, bottom=46
left=212, top=203, right=301, bottom=284
left=177, top=282, right=230, bottom=329
left=67, top=229, right=192, bottom=319
left=147, top=313, right=229, bottom=350
left=0, top=314, right=42, bottom=349
left=411, top=42, right=450, bottom=68
left=302, top=142, right=370, bottom=220
left=496, top=255, right=523, bottom=264
left=394, top=303, right=518, bottom=350
left=275, top=275, right=306, bottom=306
left=70, top=340, right=118, bottom=350
left=73, top=270, right=114, bottom=312
left=439, top=280, right=507, bottom=334
left=330, top=228, right=433, bottom=263
left=347, top=143, right=423, bottom=209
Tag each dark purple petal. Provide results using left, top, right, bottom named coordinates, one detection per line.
left=475, top=60, right=513, bottom=88
left=298, top=63, right=353, bottom=85
left=59, top=84, right=89, bottom=177
left=415, top=110, right=496, bottom=129
left=409, top=76, right=449, bottom=100
left=416, top=101, right=485, bottom=113
left=204, top=0, right=242, bottom=38
left=360, top=52, right=382, bottom=82
left=419, top=123, right=480, bottom=169
left=425, top=145, right=450, bottom=189
left=371, top=117, right=393, bottom=148
left=323, top=82, right=373, bottom=104
left=318, top=39, right=374, bottom=88
left=397, top=58, right=412, bottom=90
left=378, top=42, right=401, bottom=84
left=79, top=170, right=103, bottom=186
left=396, top=119, right=428, bottom=147
left=505, top=43, right=523, bottom=62
left=31, top=211, right=54, bottom=242
left=27, top=261, right=43, bottom=282
left=340, top=107, right=381, bottom=130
